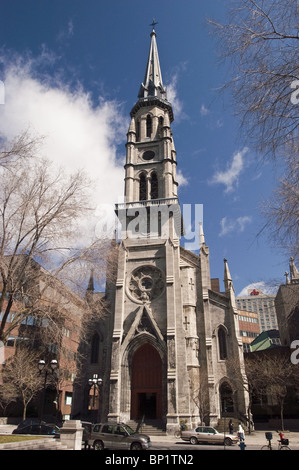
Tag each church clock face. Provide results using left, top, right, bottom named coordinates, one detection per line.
left=127, top=266, right=165, bottom=303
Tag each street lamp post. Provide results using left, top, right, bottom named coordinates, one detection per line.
left=38, top=359, right=58, bottom=422
left=88, top=374, right=102, bottom=420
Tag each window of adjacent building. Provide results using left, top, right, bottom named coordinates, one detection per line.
left=7, top=336, right=15, bottom=347
left=65, top=392, right=72, bottom=406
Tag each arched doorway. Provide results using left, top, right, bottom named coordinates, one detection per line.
left=131, top=344, right=162, bottom=420
left=220, top=381, right=234, bottom=415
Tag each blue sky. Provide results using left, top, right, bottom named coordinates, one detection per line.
left=0, top=0, right=289, bottom=295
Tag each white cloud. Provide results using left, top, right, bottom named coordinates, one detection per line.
left=177, top=169, right=188, bottom=187
left=210, top=147, right=249, bottom=193
left=0, top=55, right=126, bottom=211
left=0, top=53, right=128, bottom=243
left=238, top=281, right=278, bottom=297
left=200, top=104, right=209, bottom=116
left=219, top=215, right=252, bottom=237
left=165, top=65, right=188, bottom=187
left=165, top=62, right=188, bottom=123
left=57, top=19, right=74, bottom=43
left=166, top=72, right=184, bottom=121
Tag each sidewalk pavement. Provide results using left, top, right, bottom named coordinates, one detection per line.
left=150, top=430, right=299, bottom=448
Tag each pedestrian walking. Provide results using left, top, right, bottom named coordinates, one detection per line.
left=228, top=419, right=234, bottom=435
left=238, top=423, right=245, bottom=442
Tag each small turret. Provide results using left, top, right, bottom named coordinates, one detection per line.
left=224, top=258, right=234, bottom=293
left=290, top=257, right=299, bottom=284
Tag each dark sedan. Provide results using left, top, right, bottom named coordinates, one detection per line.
left=13, top=423, right=60, bottom=436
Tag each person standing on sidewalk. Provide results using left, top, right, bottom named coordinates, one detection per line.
left=238, top=423, right=245, bottom=442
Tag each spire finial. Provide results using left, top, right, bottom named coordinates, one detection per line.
left=150, top=18, right=158, bottom=32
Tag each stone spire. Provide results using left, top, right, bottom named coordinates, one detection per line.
left=138, top=25, right=167, bottom=101
left=130, top=26, right=173, bottom=122
left=224, top=258, right=238, bottom=314
left=224, top=258, right=234, bottom=293
left=87, top=269, right=95, bottom=292
left=199, top=221, right=205, bottom=248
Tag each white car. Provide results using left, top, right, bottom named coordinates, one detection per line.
left=181, top=426, right=239, bottom=446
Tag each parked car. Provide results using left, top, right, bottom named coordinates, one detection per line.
left=180, top=426, right=238, bottom=446
left=13, top=423, right=60, bottom=437
left=14, top=418, right=46, bottom=430
left=88, top=422, right=151, bottom=450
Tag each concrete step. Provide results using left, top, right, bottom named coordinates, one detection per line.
left=127, top=419, right=166, bottom=436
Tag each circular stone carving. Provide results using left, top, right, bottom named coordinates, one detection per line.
left=127, top=266, right=165, bottom=303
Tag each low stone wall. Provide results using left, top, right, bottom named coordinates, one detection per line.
left=0, top=417, right=20, bottom=425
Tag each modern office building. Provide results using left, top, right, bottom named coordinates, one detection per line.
left=236, top=288, right=278, bottom=332
left=237, top=310, right=260, bottom=353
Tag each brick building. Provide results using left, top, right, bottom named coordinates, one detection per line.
left=0, top=258, right=85, bottom=421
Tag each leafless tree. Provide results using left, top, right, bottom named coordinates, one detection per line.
left=245, top=350, right=295, bottom=431
left=209, top=1, right=299, bottom=259
left=0, top=132, right=117, bottom=346
left=262, top=143, right=299, bottom=258
left=192, top=381, right=210, bottom=426
left=0, top=129, right=43, bottom=169
left=0, top=347, right=44, bottom=420
left=209, top=0, right=299, bottom=159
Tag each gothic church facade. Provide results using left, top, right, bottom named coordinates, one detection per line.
left=73, top=28, right=248, bottom=432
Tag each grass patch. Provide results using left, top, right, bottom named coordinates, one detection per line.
left=0, top=435, right=45, bottom=444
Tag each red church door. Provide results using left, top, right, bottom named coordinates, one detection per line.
left=131, top=344, right=162, bottom=420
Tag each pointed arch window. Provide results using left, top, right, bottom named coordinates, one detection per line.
left=218, top=326, right=227, bottom=360
left=150, top=172, right=159, bottom=200
left=158, top=116, right=164, bottom=137
left=139, top=173, right=147, bottom=201
left=136, top=120, right=140, bottom=142
left=90, top=333, right=100, bottom=364
left=146, top=114, right=152, bottom=138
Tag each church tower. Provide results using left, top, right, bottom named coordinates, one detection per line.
left=110, top=26, right=191, bottom=431
left=75, top=26, right=249, bottom=433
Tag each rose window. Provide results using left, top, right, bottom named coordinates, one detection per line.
left=128, top=266, right=165, bottom=302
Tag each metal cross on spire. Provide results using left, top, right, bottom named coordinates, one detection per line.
left=150, top=18, right=158, bottom=30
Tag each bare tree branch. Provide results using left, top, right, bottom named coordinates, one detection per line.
left=209, top=0, right=299, bottom=159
